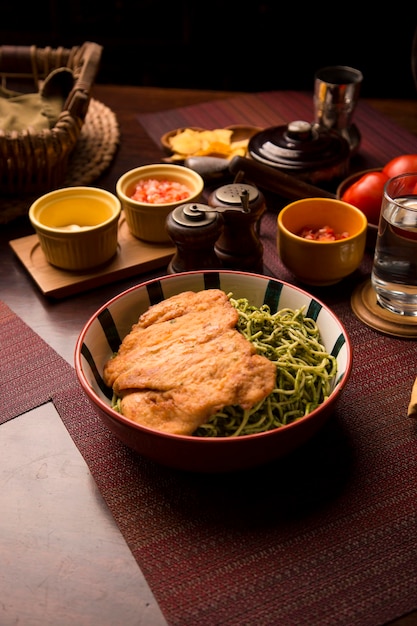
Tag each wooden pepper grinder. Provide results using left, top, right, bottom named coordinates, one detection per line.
left=166, top=203, right=223, bottom=273
left=208, top=182, right=266, bottom=272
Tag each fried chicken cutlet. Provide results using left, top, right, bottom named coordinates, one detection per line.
left=103, top=289, right=276, bottom=435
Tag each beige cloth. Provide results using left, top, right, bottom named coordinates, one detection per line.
left=0, top=67, right=74, bottom=132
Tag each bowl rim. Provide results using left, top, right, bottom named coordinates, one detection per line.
left=29, top=186, right=121, bottom=233
left=277, top=197, right=368, bottom=243
left=115, top=163, right=205, bottom=207
left=336, top=168, right=382, bottom=234
left=74, top=270, right=353, bottom=444
left=336, top=167, right=381, bottom=200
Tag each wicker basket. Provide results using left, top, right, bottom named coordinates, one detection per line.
left=0, top=41, right=102, bottom=197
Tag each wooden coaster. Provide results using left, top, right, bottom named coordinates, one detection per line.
left=351, top=279, right=417, bottom=338
left=9, top=214, right=175, bottom=299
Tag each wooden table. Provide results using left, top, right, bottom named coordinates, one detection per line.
left=1, top=85, right=417, bottom=626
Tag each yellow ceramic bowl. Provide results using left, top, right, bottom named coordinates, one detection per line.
left=277, top=197, right=367, bottom=286
left=116, top=163, right=204, bottom=243
left=29, top=187, right=121, bottom=271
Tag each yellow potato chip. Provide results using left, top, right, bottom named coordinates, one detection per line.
left=198, top=129, right=233, bottom=145
left=169, top=129, right=203, bottom=155
left=167, top=127, right=249, bottom=161
left=230, top=139, right=248, bottom=151
left=169, top=153, right=188, bottom=161
left=229, top=146, right=247, bottom=158
left=194, top=141, right=235, bottom=157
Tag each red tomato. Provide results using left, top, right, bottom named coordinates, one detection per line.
left=341, top=171, right=388, bottom=224
left=382, top=154, right=417, bottom=179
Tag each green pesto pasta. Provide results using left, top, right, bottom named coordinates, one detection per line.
left=193, top=295, right=337, bottom=438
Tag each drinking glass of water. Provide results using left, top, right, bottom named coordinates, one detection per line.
left=371, top=172, right=417, bottom=316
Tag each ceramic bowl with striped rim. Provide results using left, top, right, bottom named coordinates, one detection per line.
left=74, top=270, right=352, bottom=472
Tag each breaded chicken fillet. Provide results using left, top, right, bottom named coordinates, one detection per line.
left=103, top=289, right=276, bottom=435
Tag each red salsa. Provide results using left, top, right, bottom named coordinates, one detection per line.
left=298, top=225, right=349, bottom=241
left=131, top=178, right=191, bottom=204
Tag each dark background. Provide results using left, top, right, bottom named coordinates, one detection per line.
left=1, top=2, right=416, bottom=99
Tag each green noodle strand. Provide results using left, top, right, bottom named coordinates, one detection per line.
left=193, top=295, right=337, bottom=438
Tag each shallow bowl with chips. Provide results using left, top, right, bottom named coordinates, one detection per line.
left=75, top=270, right=352, bottom=473
left=116, top=163, right=204, bottom=243
left=161, top=125, right=262, bottom=161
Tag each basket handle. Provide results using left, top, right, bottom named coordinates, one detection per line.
left=0, top=42, right=103, bottom=122
left=0, top=45, right=40, bottom=89
left=63, top=42, right=103, bottom=121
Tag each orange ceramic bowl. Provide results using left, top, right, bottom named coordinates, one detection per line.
left=74, top=270, right=352, bottom=473
left=277, top=197, right=367, bottom=286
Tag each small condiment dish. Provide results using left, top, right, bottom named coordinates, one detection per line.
left=116, top=163, right=204, bottom=243
left=29, top=186, right=121, bottom=271
left=277, top=197, right=367, bottom=286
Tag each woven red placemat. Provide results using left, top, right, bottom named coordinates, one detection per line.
left=137, top=90, right=417, bottom=172
left=2, top=256, right=417, bottom=626
left=0, top=301, right=76, bottom=421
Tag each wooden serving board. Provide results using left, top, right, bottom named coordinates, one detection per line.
left=9, top=214, right=175, bottom=298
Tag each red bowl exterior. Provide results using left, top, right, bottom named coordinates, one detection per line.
left=79, top=385, right=342, bottom=473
